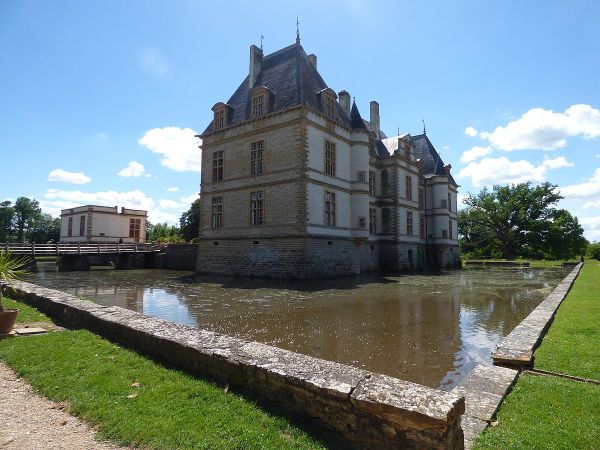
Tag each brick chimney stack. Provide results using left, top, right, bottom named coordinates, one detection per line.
left=249, top=45, right=263, bottom=89
left=370, top=101, right=380, bottom=139
left=338, top=90, right=351, bottom=116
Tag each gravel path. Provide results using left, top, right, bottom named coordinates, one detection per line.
left=0, top=362, right=126, bottom=450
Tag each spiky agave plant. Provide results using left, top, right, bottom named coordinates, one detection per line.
left=0, top=251, right=30, bottom=313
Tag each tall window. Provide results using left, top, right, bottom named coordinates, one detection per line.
left=442, top=229, right=448, bottom=239
left=325, top=191, right=336, bottom=226
left=406, top=211, right=413, bottom=235
left=418, top=187, right=424, bottom=209
left=325, top=95, right=335, bottom=118
left=449, top=220, right=453, bottom=240
left=214, top=109, right=224, bottom=129
left=212, top=151, right=223, bottom=181
left=67, top=217, right=73, bottom=237
left=251, top=141, right=264, bottom=175
left=369, top=208, right=376, bottom=234
left=325, top=141, right=336, bottom=176
left=250, top=191, right=264, bottom=226
left=369, top=171, right=376, bottom=196
left=358, top=217, right=366, bottom=229
left=406, top=176, right=412, bottom=200
left=448, top=192, right=452, bottom=212
left=358, top=171, right=366, bottom=183
left=79, top=215, right=86, bottom=237
left=129, top=218, right=141, bottom=242
left=419, top=215, right=425, bottom=239
left=211, top=197, right=223, bottom=228
left=252, top=95, right=264, bottom=118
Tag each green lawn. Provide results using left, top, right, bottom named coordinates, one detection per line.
left=0, top=302, right=326, bottom=450
left=475, top=261, right=600, bottom=449
left=1, top=296, right=51, bottom=323
left=534, top=261, right=600, bottom=380
left=474, top=374, right=600, bottom=450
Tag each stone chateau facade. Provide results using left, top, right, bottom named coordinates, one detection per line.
left=196, top=40, right=459, bottom=278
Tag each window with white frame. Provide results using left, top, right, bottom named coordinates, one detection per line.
left=211, top=196, right=223, bottom=228
left=250, top=191, right=264, bottom=226
left=251, top=140, right=264, bottom=175
left=325, top=191, right=336, bottom=226
left=406, top=210, right=413, bottom=235
left=325, top=141, right=336, bottom=176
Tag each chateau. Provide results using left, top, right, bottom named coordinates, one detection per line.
left=196, top=40, right=459, bottom=278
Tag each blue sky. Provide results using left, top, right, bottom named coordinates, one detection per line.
left=1, top=0, right=600, bottom=240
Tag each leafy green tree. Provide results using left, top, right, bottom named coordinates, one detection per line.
left=146, top=222, right=183, bottom=243
left=179, top=198, right=200, bottom=241
left=13, top=197, right=42, bottom=242
left=459, top=182, right=584, bottom=260
left=0, top=201, right=15, bottom=242
left=28, top=214, right=61, bottom=244
left=587, top=242, right=600, bottom=260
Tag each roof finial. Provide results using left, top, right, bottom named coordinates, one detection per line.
left=397, top=124, right=400, bottom=136
left=296, top=17, right=300, bottom=44
left=260, top=34, right=264, bottom=51
left=422, top=118, right=426, bottom=135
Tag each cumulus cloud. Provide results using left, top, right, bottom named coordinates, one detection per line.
left=48, top=169, right=91, bottom=185
left=159, top=199, right=184, bottom=209
left=464, top=126, right=478, bottom=137
left=560, top=168, right=600, bottom=200
left=139, top=47, right=170, bottom=79
left=460, top=146, right=492, bottom=163
left=580, top=216, right=600, bottom=241
left=166, top=187, right=179, bottom=192
left=480, top=104, right=600, bottom=151
left=541, top=156, right=573, bottom=170
left=458, top=156, right=571, bottom=187
left=118, top=161, right=147, bottom=177
left=180, top=193, right=199, bottom=204
left=138, top=127, right=201, bottom=172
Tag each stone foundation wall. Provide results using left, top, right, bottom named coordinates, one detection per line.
left=10, top=281, right=465, bottom=450
left=154, top=244, right=199, bottom=271
left=196, top=237, right=361, bottom=278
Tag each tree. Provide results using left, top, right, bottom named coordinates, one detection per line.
left=28, top=214, right=61, bottom=244
left=179, top=198, right=201, bottom=241
left=459, top=182, right=585, bottom=260
left=0, top=201, right=15, bottom=242
left=13, top=197, right=42, bottom=242
left=586, top=242, right=600, bottom=260
left=146, top=222, right=183, bottom=243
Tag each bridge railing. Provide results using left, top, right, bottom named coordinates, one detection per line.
left=0, top=242, right=163, bottom=255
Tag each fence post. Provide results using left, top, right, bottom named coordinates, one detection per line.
left=97, top=243, right=100, bottom=254
left=117, top=243, right=120, bottom=254
left=31, top=243, right=35, bottom=255
left=78, top=243, right=81, bottom=255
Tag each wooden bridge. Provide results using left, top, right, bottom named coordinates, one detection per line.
left=1, top=242, right=163, bottom=256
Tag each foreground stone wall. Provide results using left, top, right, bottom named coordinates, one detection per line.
left=10, top=281, right=465, bottom=449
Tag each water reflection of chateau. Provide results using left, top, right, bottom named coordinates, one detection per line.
left=67, top=285, right=145, bottom=312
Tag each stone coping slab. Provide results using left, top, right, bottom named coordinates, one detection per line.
left=492, top=263, right=583, bottom=369
left=7, top=281, right=465, bottom=450
left=451, top=364, right=519, bottom=449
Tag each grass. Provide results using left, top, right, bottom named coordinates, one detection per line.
left=473, top=374, right=600, bottom=450
left=474, top=261, right=600, bottom=449
left=0, top=301, right=326, bottom=450
left=534, top=261, right=600, bottom=380
left=2, top=296, right=51, bottom=323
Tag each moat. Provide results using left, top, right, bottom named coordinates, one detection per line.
left=28, top=263, right=569, bottom=390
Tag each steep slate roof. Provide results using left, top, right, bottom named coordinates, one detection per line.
left=411, top=133, right=457, bottom=184
left=203, top=43, right=369, bottom=135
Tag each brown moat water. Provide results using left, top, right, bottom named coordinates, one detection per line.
left=29, top=264, right=568, bottom=390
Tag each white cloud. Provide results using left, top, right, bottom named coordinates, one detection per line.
left=118, top=161, right=146, bottom=177
left=166, top=187, right=179, bottom=192
left=96, top=132, right=109, bottom=141
left=139, top=48, right=170, bottom=79
left=458, top=156, right=566, bottom=187
left=48, top=169, right=91, bottom=185
left=541, top=156, right=573, bottom=170
left=159, top=199, right=183, bottom=209
left=460, top=146, right=492, bottom=163
left=559, top=168, right=600, bottom=200
left=481, top=104, right=600, bottom=151
left=583, top=200, right=600, bottom=209
left=180, top=193, right=199, bottom=205
left=138, top=127, right=201, bottom=172
left=464, top=126, right=478, bottom=137
left=580, top=216, right=600, bottom=241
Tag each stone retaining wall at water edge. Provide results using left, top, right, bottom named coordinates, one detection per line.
left=493, top=262, right=583, bottom=369
left=8, top=281, right=465, bottom=450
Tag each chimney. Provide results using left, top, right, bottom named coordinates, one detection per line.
left=370, top=101, right=380, bottom=139
left=338, top=90, right=351, bottom=116
left=307, top=54, right=317, bottom=68
left=249, top=45, right=263, bottom=89
left=444, top=164, right=452, bottom=174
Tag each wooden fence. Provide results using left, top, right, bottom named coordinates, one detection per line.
left=0, top=242, right=163, bottom=255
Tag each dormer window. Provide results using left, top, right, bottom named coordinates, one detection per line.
left=214, top=110, right=225, bottom=130
left=211, top=102, right=232, bottom=131
left=325, top=95, right=335, bottom=119
left=252, top=94, right=264, bottom=117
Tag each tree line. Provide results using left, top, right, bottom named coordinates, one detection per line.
left=0, top=198, right=60, bottom=243
left=458, top=182, right=588, bottom=260
left=146, top=198, right=200, bottom=243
